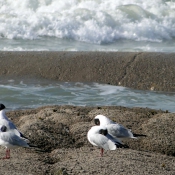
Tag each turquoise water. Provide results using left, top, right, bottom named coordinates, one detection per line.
left=1, top=78, right=175, bottom=112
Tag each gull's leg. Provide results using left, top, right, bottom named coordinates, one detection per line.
left=100, top=148, right=104, bottom=157
left=7, top=149, right=10, bottom=159
left=2, top=149, right=10, bottom=159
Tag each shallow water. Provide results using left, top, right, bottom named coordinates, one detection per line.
left=1, top=78, right=175, bottom=112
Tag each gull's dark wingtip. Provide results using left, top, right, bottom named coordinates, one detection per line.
left=20, top=132, right=29, bottom=140
left=115, top=142, right=129, bottom=149
left=133, top=133, right=147, bottom=137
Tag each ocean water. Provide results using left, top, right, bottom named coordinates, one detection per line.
left=0, top=0, right=175, bottom=52
left=1, top=79, right=175, bottom=112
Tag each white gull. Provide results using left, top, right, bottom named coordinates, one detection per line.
left=87, top=125, right=128, bottom=156
left=0, top=125, right=31, bottom=159
left=94, top=115, right=146, bottom=141
left=0, top=104, right=28, bottom=141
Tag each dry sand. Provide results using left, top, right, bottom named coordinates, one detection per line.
left=0, top=105, right=174, bottom=175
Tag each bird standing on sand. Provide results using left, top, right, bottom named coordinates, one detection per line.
left=0, top=125, right=32, bottom=159
left=94, top=115, right=146, bottom=141
left=87, top=125, right=128, bottom=156
left=0, top=103, right=28, bottom=140
left=0, top=103, right=36, bottom=159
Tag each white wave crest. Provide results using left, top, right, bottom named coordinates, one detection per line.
left=0, top=0, right=175, bottom=44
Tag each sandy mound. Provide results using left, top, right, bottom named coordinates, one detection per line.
left=0, top=105, right=174, bottom=174
left=142, top=113, right=175, bottom=156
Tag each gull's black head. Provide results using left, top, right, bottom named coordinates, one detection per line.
left=0, top=104, right=5, bottom=111
left=99, top=129, right=108, bottom=136
left=94, top=118, right=100, bottom=125
left=1, top=125, right=7, bottom=132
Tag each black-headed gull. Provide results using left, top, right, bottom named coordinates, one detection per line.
left=87, top=125, right=128, bottom=156
left=0, top=104, right=28, bottom=140
left=94, top=115, right=146, bottom=140
left=0, top=125, right=31, bottom=159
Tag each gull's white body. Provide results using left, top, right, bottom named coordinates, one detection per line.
left=0, top=124, right=31, bottom=159
left=87, top=125, right=122, bottom=151
left=0, top=129, right=29, bottom=149
left=0, top=104, right=32, bottom=159
left=0, top=110, right=28, bottom=140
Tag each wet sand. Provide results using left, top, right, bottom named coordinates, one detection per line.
left=0, top=51, right=175, bottom=91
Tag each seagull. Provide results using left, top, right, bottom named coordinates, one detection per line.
left=87, top=125, right=128, bottom=156
left=0, top=125, right=33, bottom=159
left=0, top=104, right=28, bottom=141
left=94, top=115, right=146, bottom=140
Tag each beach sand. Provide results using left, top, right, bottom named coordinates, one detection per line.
left=0, top=105, right=174, bottom=175
left=0, top=52, right=175, bottom=174
left=0, top=51, right=175, bottom=91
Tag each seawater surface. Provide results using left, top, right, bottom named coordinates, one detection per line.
left=0, top=79, right=175, bottom=112
left=0, top=0, right=175, bottom=52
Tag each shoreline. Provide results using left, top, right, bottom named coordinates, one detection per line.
left=1, top=51, right=175, bottom=92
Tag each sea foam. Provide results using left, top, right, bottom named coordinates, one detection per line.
left=1, top=79, right=175, bottom=112
left=0, top=0, right=175, bottom=44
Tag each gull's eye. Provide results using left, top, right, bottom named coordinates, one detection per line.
left=99, top=129, right=103, bottom=134
left=1, top=125, right=7, bottom=132
left=102, top=129, right=108, bottom=136
left=99, top=129, right=108, bottom=136
left=94, top=119, right=100, bottom=125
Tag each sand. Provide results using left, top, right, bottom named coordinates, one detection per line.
left=0, top=51, right=175, bottom=174
left=0, top=106, right=174, bottom=175
left=0, top=51, right=175, bottom=91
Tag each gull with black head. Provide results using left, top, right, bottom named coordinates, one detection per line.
left=0, top=125, right=34, bottom=159
left=94, top=115, right=146, bottom=141
left=0, top=104, right=28, bottom=141
left=87, top=125, right=128, bottom=156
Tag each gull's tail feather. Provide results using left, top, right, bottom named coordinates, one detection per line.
left=27, top=143, right=45, bottom=152
left=115, top=142, right=129, bottom=148
left=133, top=133, right=147, bottom=137
left=20, top=132, right=29, bottom=140
left=28, top=143, right=38, bottom=148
